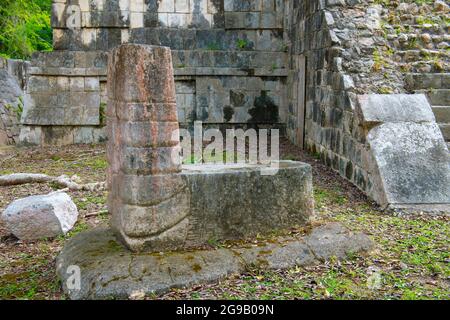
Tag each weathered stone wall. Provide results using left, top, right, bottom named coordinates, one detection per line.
left=338, top=1, right=450, bottom=144
left=285, top=0, right=450, bottom=209
left=20, top=51, right=107, bottom=145
left=0, top=58, right=29, bottom=145
left=21, top=0, right=289, bottom=145
left=286, top=0, right=362, bottom=183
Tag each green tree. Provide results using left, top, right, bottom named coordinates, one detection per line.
left=0, top=0, right=53, bottom=59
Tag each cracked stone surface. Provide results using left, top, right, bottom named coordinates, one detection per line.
left=56, top=222, right=373, bottom=300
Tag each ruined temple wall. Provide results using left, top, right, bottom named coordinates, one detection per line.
left=0, top=58, right=29, bottom=145
left=21, top=0, right=290, bottom=145
left=286, top=0, right=398, bottom=201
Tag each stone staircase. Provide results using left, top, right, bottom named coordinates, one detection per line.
left=381, top=2, right=450, bottom=150
left=405, top=73, right=450, bottom=149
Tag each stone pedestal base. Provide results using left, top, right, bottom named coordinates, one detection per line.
left=56, top=223, right=373, bottom=300
left=112, top=161, right=315, bottom=252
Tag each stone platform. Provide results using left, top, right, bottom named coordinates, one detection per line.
left=112, top=161, right=315, bottom=252
left=56, top=223, right=373, bottom=300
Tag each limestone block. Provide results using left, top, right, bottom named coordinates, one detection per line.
left=175, top=0, right=190, bottom=13
left=159, top=0, right=175, bottom=12
left=189, top=0, right=207, bottom=13
left=144, top=12, right=159, bottom=27
left=84, top=77, right=100, bottom=91
left=130, top=12, right=144, bottom=28
left=1, top=192, right=78, bottom=240
left=428, top=89, right=450, bottom=106
left=207, top=0, right=221, bottom=14
left=51, top=3, right=66, bottom=28
left=112, top=101, right=178, bottom=122
left=74, top=126, right=94, bottom=144
left=262, top=0, right=276, bottom=12
left=31, top=51, right=73, bottom=68
left=70, top=77, right=85, bottom=91
left=256, top=30, right=284, bottom=51
left=130, top=0, right=144, bottom=12
left=176, top=80, right=196, bottom=94
left=167, top=13, right=191, bottom=27
left=225, top=12, right=260, bottom=29
left=260, top=12, right=277, bottom=28
left=225, top=0, right=261, bottom=12
left=357, top=94, right=450, bottom=209
left=357, top=95, right=436, bottom=125
left=79, top=0, right=90, bottom=12
left=18, top=126, right=42, bottom=145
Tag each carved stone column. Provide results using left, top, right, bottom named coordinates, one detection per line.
left=107, top=44, right=189, bottom=252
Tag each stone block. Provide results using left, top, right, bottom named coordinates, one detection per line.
left=432, top=106, right=450, bottom=124
left=428, top=89, right=450, bottom=106
left=439, top=124, right=450, bottom=141
left=1, top=192, right=78, bottom=240
left=18, top=126, right=42, bottom=146
left=159, top=0, right=175, bottom=12
left=357, top=94, right=436, bottom=126
left=73, top=127, right=95, bottom=144
left=109, top=161, right=314, bottom=252
left=85, top=77, right=100, bottom=91
left=112, top=101, right=179, bottom=122
left=70, top=77, right=85, bottom=91
left=167, top=13, right=191, bottom=27
left=175, top=0, right=190, bottom=13
left=119, top=145, right=182, bottom=174
left=41, top=126, right=75, bottom=146
left=357, top=94, right=450, bottom=209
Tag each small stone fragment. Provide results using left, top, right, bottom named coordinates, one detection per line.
left=1, top=192, right=78, bottom=240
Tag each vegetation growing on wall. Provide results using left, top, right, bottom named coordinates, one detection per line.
left=0, top=0, right=52, bottom=59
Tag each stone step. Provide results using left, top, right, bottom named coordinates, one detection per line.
left=388, top=37, right=449, bottom=51
left=396, top=52, right=449, bottom=65
left=387, top=33, right=450, bottom=43
left=408, top=24, right=447, bottom=33
left=406, top=73, right=450, bottom=90
left=415, top=89, right=450, bottom=106
left=428, top=89, right=450, bottom=106
left=439, top=124, right=450, bottom=141
left=432, top=106, right=450, bottom=124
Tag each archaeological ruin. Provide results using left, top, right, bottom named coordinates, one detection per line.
left=106, top=43, right=315, bottom=252
left=56, top=42, right=372, bottom=299
left=0, top=1, right=449, bottom=210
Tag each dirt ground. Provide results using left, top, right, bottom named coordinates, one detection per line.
left=0, top=139, right=448, bottom=300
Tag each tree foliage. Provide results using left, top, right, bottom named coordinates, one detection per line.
left=0, top=0, right=53, bottom=59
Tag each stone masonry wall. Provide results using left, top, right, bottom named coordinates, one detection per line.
left=20, top=51, right=108, bottom=145
left=285, top=0, right=449, bottom=206
left=337, top=0, right=450, bottom=144
left=0, top=58, right=29, bottom=145
left=21, top=0, right=290, bottom=145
